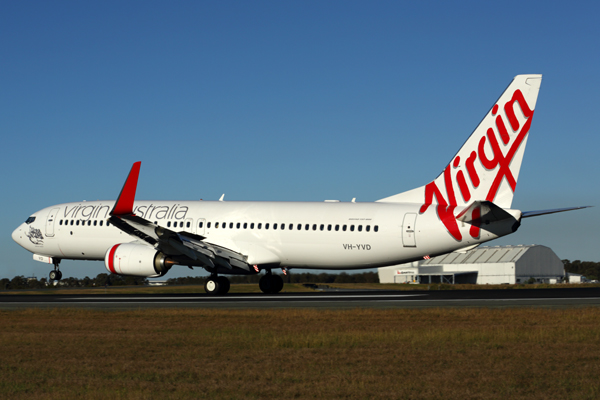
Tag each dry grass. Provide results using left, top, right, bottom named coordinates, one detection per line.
left=1, top=307, right=600, bottom=399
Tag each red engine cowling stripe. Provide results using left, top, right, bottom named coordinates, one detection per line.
left=107, top=244, right=120, bottom=274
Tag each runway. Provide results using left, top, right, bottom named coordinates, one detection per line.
left=2, top=287, right=600, bottom=309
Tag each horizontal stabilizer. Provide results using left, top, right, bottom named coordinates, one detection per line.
left=456, top=201, right=519, bottom=224
left=522, top=206, right=592, bottom=218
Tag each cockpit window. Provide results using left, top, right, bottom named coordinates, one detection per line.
left=25, top=216, right=36, bottom=224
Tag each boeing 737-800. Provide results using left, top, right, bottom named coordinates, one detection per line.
left=11, top=75, right=587, bottom=294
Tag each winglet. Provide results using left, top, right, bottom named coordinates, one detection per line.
left=111, top=162, right=141, bottom=216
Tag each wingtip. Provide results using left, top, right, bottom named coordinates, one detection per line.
left=111, top=162, right=142, bottom=216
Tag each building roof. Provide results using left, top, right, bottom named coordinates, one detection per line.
left=422, top=245, right=546, bottom=266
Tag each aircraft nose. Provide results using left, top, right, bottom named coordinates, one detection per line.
left=12, top=225, right=24, bottom=246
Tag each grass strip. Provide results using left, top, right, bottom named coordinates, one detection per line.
left=1, top=307, right=599, bottom=399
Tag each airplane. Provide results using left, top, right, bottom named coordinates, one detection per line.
left=12, top=74, right=589, bottom=295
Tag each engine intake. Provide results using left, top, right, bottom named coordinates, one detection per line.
left=105, top=243, right=175, bottom=277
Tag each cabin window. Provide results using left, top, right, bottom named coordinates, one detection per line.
left=236, top=222, right=240, bottom=229
left=76, top=220, right=80, bottom=226
left=350, top=225, right=355, bottom=232
left=289, top=224, right=293, bottom=230
left=251, top=223, right=255, bottom=229
left=186, top=221, right=190, bottom=228
left=88, top=221, right=92, bottom=226
left=273, top=223, right=278, bottom=230
left=319, top=224, right=324, bottom=231
left=199, top=222, right=204, bottom=228
left=374, top=225, right=378, bottom=232
left=94, top=220, right=97, bottom=226
left=265, top=223, right=270, bottom=230
left=335, top=225, right=339, bottom=231
left=297, top=224, right=302, bottom=230
left=167, top=221, right=171, bottom=228
left=327, top=224, right=332, bottom=231
left=358, top=225, right=362, bottom=232
left=258, top=223, right=262, bottom=229
left=305, top=224, right=309, bottom=230
left=281, top=223, right=285, bottom=230
left=244, top=223, right=248, bottom=229
left=215, top=222, right=219, bottom=228
left=366, top=225, right=370, bottom=232
left=207, top=222, right=211, bottom=228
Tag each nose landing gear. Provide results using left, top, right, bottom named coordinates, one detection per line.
left=49, top=260, right=62, bottom=281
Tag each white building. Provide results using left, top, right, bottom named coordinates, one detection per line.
left=378, top=245, right=565, bottom=285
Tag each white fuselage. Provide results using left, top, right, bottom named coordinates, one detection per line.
left=12, top=199, right=518, bottom=273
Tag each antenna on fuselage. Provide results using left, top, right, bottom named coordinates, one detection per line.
left=219, top=194, right=225, bottom=201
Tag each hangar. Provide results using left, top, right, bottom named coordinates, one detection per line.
left=378, top=245, right=565, bottom=285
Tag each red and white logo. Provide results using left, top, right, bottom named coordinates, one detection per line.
left=419, top=88, right=535, bottom=241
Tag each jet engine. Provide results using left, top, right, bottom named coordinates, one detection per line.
left=104, top=243, right=175, bottom=277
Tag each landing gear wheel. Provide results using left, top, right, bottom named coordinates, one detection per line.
left=49, top=270, right=62, bottom=281
left=271, top=274, right=283, bottom=294
left=216, top=276, right=230, bottom=295
left=259, top=274, right=284, bottom=294
left=49, top=260, right=62, bottom=282
left=204, top=277, right=220, bottom=296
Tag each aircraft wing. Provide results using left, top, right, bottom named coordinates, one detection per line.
left=108, top=162, right=251, bottom=273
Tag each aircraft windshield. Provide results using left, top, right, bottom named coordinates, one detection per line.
left=25, top=216, right=36, bottom=224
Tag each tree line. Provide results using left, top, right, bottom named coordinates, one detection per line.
left=2, top=262, right=599, bottom=290
left=562, top=260, right=600, bottom=281
left=166, top=271, right=380, bottom=285
left=1, top=271, right=379, bottom=290
left=0, top=274, right=148, bottom=290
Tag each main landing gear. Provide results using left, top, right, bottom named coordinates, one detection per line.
left=259, top=271, right=283, bottom=294
left=202, top=270, right=284, bottom=295
left=204, top=275, right=230, bottom=296
left=49, top=260, right=62, bottom=281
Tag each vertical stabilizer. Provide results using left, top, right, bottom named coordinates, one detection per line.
left=378, top=74, right=542, bottom=208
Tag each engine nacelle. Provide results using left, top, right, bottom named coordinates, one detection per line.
left=105, top=243, right=174, bottom=277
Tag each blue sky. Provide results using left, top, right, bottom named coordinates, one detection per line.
left=2, top=1, right=599, bottom=280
